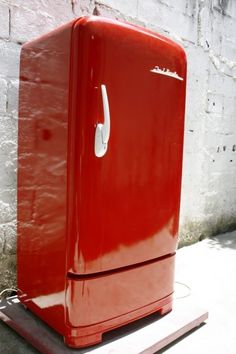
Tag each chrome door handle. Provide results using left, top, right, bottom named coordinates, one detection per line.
left=94, top=85, right=110, bottom=157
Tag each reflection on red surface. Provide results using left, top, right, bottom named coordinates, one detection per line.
left=17, top=16, right=186, bottom=347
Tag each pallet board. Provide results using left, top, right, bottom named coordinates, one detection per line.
left=0, top=296, right=208, bottom=354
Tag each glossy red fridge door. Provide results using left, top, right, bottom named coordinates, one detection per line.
left=67, top=17, right=187, bottom=275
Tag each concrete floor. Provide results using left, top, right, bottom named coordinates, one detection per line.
left=161, top=230, right=236, bottom=354
left=0, top=230, right=236, bottom=353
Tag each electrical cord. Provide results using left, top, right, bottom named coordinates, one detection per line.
left=174, top=281, right=191, bottom=299
left=0, top=288, right=18, bottom=303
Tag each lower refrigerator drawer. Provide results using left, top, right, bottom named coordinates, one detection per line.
left=66, top=254, right=175, bottom=327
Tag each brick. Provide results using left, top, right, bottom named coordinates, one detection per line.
left=185, top=45, right=209, bottom=120
left=0, top=200, right=14, bottom=224
left=221, top=36, right=236, bottom=64
left=0, top=116, right=17, bottom=190
left=199, top=4, right=224, bottom=54
left=208, top=71, right=225, bottom=96
left=206, top=93, right=224, bottom=114
left=98, top=0, right=138, bottom=18
left=7, top=79, right=19, bottom=114
left=73, top=0, right=96, bottom=16
left=203, top=114, right=230, bottom=136
left=224, top=97, right=236, bottom=118
left=0, top=40, right=21, bottom=78
left=160, top=0, right=197, bottom=17
left=137, top=1, right=169, bottom=29
left=213, top=0, right=236, bottom=19
left=3, top=222, right=16, bottom=255
left=9, top=0, right=74, bottom=21
left=0, top=188, right=17, bottom=211
left=197, top=1, right=211, bottom=49
left=10, top=6, right=55, bottom=43
left=0, top=78, right=7, bottom=112
left=221, top=75, right=236, bottom=97
left=91, top=3, right=119, bottom=19
left=208, top=59, right=236, bottom=97
left=209, top=11, right=224, bottom=55
left=0, top=116, right=17, bottom=142
left=10, top=3, right=74, bottom=43
left=184, top=0, right=197, bottom=18
left=180, top=153, right=205, bottom=218
left=204, top=192, right=223, bottom=215
left=0, top=154, right=17, bottom=189
left=137, top=0, right=197, bottom=43
left=183, top=129, right=204, bottom=154
left=0, top=225, right=4, bottom=253
left=0, top=4, right=9, bottom=39
left=223, top=15, right=236, bottom=37
left=0, top=140, right=17, bottom=157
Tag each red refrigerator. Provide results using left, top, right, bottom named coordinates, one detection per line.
left=17, top=16, right=187, bottom=348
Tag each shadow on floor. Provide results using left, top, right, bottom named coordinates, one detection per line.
left=69, top=311, right=165, bottom=352
left=208, top=230, right=236, bottom=250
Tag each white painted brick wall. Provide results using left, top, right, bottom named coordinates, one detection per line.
left=0, top=0, right=236, bottom=287
left=0, top=78, right=7, bottom=111
left=0, top=3, right=9, bottom=38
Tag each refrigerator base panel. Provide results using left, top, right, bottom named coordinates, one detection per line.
left=0, top=295, right=208, bottom=353
left=64, top=295, right=173, bottom=348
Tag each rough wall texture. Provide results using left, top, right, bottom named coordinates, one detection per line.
left=0, top=0, right=235, bottom=289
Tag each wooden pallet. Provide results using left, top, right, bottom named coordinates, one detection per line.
left=0, top=296, right=208, bottom=354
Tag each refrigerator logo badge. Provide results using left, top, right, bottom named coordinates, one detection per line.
left=150, top=66, right=183, bottom=81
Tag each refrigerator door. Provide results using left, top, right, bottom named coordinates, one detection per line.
left=67, top=17, right=186, bottom=275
